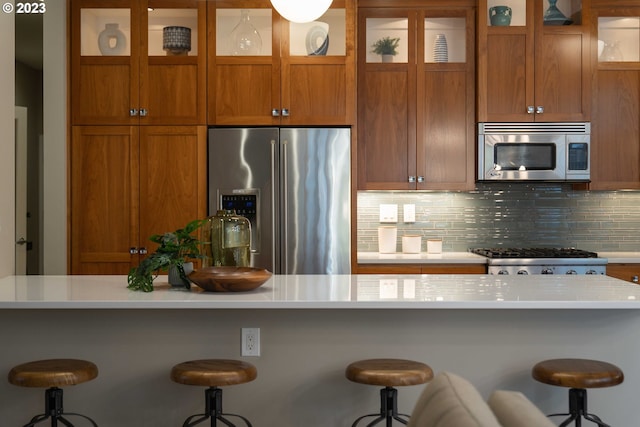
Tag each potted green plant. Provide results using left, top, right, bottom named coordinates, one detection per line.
left=371, top=36, right=400, bottom=62
left=127, top=219, right=206, bottom=292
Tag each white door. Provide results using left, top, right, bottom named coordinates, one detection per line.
left=15, top=106, right=27, bottom=274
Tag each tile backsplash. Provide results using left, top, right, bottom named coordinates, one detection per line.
left=357, top=184, right=640, bottom=253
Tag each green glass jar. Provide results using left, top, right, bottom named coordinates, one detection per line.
left=202, top=210, right=251, bottom=267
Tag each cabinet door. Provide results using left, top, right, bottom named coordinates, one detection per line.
left=209, top=5, right=280, bottom=125
left=138, top=126, right=207, bottom=254
left=607, top=264, right=640, bottom=284
left=417, top=10, right=475, bottom=190
left=71, top=0, right=140, bottom=125
left=141, top=1, right=207, bottom=125
left=590, top=8, right=640, bottom=190
left=70, top=126, right=139, bottom=274
left=357, top=10, right=417, bottom=190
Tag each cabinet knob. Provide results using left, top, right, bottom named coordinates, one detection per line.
left=139, top=108, right=148, bottom=117
left=536, top=106, right=544, bottom=114
left=417, top=176, right=425, bottom=183
left=139, top=247, right=148, bottom=255
left=129, top=109, right=138, bottom=117
left=408, top=176, right=416, bottom=183
left=129, top=247, right=139, bottom=255
left=271, top=109, right=280, bottom=117
left=633, top=276, right=639, bottom=284
left=527, top=106, right=535, bottom=114
left=281, top=108, right=290, bottom=117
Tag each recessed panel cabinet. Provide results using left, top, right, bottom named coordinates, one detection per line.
left=478, top=0, right=590, bottom=122
left=70, top=0, right=206, bottom=125
left=70, top=126, right=207, bottom=274
left=589, top=3, right=640, bottom=190
left=357, top=4, right=476, bottom=190
left=208, top=0, right=355, bottom=126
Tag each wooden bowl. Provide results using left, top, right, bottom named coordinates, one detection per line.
left=188, top=267, right=272, bottom=292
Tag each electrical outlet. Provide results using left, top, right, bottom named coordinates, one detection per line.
left=379, top=204, right=398, bottom=223
left=403, top=204, right=416, bottom=223
left=241, top=328, right=260, bottom=357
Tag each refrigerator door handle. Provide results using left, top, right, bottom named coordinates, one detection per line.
left=281, top=139, right=289, bottom=274
left=271, top=139, right=278, bottom=273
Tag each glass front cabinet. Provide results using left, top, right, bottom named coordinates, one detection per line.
left=477, top=0, right=590, bottom=122
left=357, top=3, right=476, bottom=191
left=208, top=0, right=355, bottom=125
left=71, top=0, right=206, bottom=125
left=590, top=2, right=640, bottom=190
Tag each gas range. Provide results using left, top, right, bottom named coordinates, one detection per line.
left=470, top=248, right=607, bottom=275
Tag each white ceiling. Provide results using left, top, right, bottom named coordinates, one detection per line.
left=15, top=14, right=43, bottom=70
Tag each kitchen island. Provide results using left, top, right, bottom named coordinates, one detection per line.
left=1, top=274, right=639, bottom=426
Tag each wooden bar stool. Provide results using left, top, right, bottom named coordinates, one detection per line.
left=346, top=358, right=433, bottom=426
left=8, top=358, right=99, bottom=427
left=532, top=358, right=624, bottom=427
left=170, top=359, right=257, bottom=427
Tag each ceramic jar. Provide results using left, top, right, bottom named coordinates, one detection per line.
left=489, top=6, right=512, bottom=26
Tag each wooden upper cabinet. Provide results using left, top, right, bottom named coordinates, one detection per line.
left=70, top=0, right=206, bottom=125
left=477, top=0, right=590, bottom=122
left=208, top=0, right=355, bottom=126
left=589, top=4, right=640, bottom=190
left=357, top=4, right=476, bottom=191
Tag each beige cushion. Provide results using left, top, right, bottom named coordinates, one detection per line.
left=407, top=372, right=502, bottom=427
left=488, top=390, right=556, bottom=427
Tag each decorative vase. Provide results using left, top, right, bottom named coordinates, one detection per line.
left=98, top=23, right=127, bottom=55
left=168, top=262, right=194, bottom=287
left=433, top=34, right=448, bottom=63
left=543, top=0, right=571, bottom=25
left=202, top=210, right=251, bottom=267
left=163, top=26, right=191, bottom=56
left=227, top=9, right=262, bottom=56
left=489, top=6, right=512, bottom=26
left=381, top=54, right=394, bottom=63
left=305, top=22, right=330, bottom=56
left=599, top=40, right=623, bottom=62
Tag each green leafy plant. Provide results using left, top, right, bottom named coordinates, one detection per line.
left=127, top=219, right=206, bottom=292
left=371, top=36, right=400, bottom=56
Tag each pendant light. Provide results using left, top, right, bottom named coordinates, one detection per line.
left=270, top=0, right=333, bottom=23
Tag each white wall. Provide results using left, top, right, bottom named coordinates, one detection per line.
left=0, top=5, right=16, bottom=277
left=42, top=1, right=66, bottom=274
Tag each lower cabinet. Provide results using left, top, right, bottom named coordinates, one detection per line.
left=607, top=264, right=640, bottom=284
left=355, top=264, right=486, bottom=274
left=70, top=125, right=207, bottom=274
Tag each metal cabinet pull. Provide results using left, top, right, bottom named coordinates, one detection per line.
left=417, top=176, right=425, bottom=183
left=129, top=247, right=139, bottom=255
left=139, top=108, right=148, bottom=117
left=527, top=106, right=535, bottom=114
left=139, top=247, right=148, bottom=255
left=271, top=109, right=280, bottom=117
left=633, top=276, right=639, bottom=284
left=129, top=109, right=138, bottom=117
left=536, top=106, right=544, bottom=114
left=281, top=108, right=290, bottom=117
left=408, top=176, right=416, bottom=183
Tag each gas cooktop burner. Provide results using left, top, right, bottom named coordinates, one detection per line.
left=471, top=247, right=599, bottom=259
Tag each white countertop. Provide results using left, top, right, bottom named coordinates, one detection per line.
left=357, top=251, right=487, bottom=264
left=1, top=274, right=640, bottom=309
left=599, top=252, right=640, bottom=263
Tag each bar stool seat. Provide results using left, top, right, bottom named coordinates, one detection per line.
left=8, top=358, right=99, bottom=426
left=346, top=358, right=434, bottom=426
left=532, top=358, right=624, bottom=427
left=171, top=359, right=257, bottom=427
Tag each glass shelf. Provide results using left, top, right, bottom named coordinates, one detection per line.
left=289, top=9, right=346, bottom=57
left=216, top=8, right=273, bottom=57
left=424, top=18, right=466, bottom=63
left=81, top=8, right=131, bottom=56
left=147, top=9, right=198, bottom=57
left=365, top=18, right=409, bottom=64
left=598, top=17, right=640, bottom=63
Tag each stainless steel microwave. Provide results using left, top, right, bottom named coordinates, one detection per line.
left=478, top=122, right=590, bottom=182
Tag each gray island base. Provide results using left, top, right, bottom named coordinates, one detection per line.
left=0, top=274, right=638, bottom=426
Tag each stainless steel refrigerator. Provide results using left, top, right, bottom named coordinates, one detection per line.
left=208, top=127, right=351, bottom=274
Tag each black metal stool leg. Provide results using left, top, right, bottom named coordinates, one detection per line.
left=22, top=387, right=98, bottom=427
left=351, top=387, right=411, bottom=427
left=182, top=387, right=252, bottom=427
left=547, top=388, right=612, bottom=427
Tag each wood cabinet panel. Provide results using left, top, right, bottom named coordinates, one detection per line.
left=607, top=264, right=640, bottom=284
left=422, top=264, right=486, bottom=274
left=591, top=70, right=640, bottom=189
left=356, top=265, right=422, bottom=274
left=145, top=61, right=203, bottom=124
left=71, top=126, right=139, bottom=274
left=356, top=264, right=486, bottom=274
